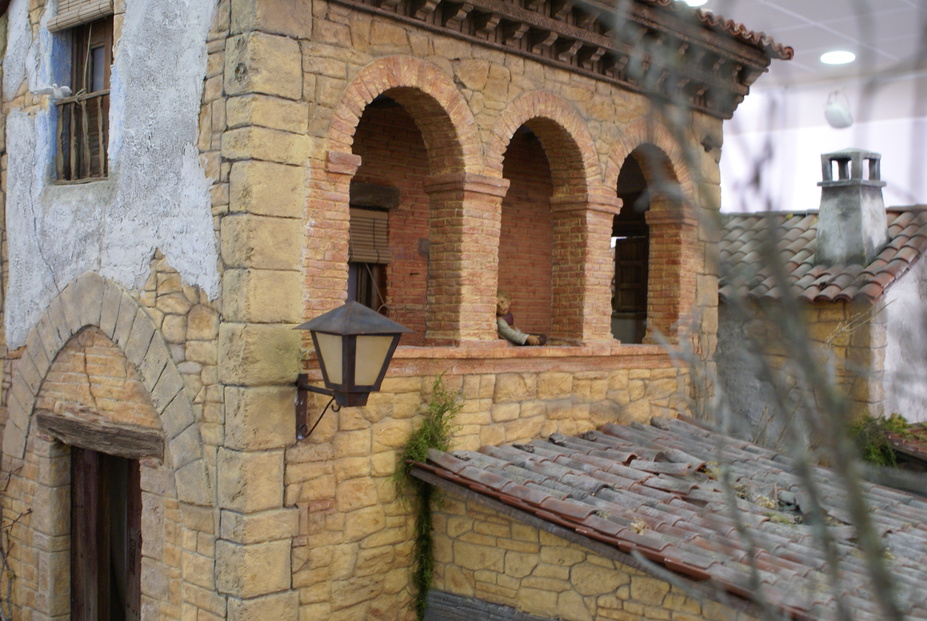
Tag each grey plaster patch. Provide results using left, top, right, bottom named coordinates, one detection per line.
left=4, top=0, right=219, bottom=348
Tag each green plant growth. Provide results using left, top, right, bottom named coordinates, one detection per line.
left=850, top=413, right=911, bottom=467
left=394, top=374, right=462, bottom=621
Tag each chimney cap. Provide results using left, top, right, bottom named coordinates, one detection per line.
left=819, top=148, right=886, bottom=188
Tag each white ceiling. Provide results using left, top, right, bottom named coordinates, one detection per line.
left=698, top=0, right=927, bottom=86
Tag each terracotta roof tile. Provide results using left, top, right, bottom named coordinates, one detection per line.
left=415, top=418, right=927, bottom=620
left=720, top=207, right=927, bottom=303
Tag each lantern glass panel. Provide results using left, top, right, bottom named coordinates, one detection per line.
left=314, top=332, right=343, bottom=384
left=355, top=335, right=395, bottom=386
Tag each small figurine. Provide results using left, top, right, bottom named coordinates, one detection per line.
left=496, top=292, right=547, bottom=346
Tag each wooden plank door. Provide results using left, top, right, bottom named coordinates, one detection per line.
left=71, top=448, right=141, bottom=620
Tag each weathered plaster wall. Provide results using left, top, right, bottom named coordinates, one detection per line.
left=3, top=0, right=218, bottom=348
left=884, top=255, right=927, bottom=423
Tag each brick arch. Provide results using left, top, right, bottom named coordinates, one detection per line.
left=4, top=272, right=212, bottom=506
left=606, top=121, right=699, bottom=344
left=328, top=56, right=482, bottom=176
left=486, top=91, right=603, bottom=196
left=604, top=118, right=695, bottom=215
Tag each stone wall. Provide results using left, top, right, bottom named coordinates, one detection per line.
left=290, top=349, right=688, bottom=618
left=0, top=0, right=731, bottom=617
left=431, top=493, right=758, bottom=621
left=716, top=298, right=883, bottom=445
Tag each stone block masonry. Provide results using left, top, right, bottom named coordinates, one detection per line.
left=0, top=0, right=753, bottom=614
left=431, top=494, right=759, bottom=621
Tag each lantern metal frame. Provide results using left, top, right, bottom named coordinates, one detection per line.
left=295, top=301, right=410, bottom=440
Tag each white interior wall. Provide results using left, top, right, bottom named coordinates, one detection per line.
left=721, top=73, right=927, bottom=213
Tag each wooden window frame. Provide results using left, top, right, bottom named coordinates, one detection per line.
left=56, top=16, right=113, bottom=182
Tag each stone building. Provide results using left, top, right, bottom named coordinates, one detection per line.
left=718, top=149, right=927, bottom=445
left=0, top=0, right=788, bottom=618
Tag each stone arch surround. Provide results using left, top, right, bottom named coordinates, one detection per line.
left=4, top=272, right=212, bottom=506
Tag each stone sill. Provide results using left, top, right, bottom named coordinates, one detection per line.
left=392, top=340, right=666, bottom=360
left=303, top=340, right=674, bottom=380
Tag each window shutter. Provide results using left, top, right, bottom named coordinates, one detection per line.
left=48, top=0, right=114, bottom=32
left=349, top=208, right=392, bottom=264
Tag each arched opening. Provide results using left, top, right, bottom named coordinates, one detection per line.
left=612, top=144, right=686, bottom=344
left=34, top=327, right=161, bottom=619
left=350, top=94, right=431, bottom=345
left=612, top=156, right=650, bottom=343
left=498, top=125, right=554, bottom=339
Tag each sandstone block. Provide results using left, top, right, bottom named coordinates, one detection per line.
left=216, top=539, right=291, bottom=598
left=222, top=126, right=309, bottom=165
left=217, top=448, right=284, bottom=512
left=227, top=94, right=309, bottom=134
left=225, top=32, right=302, bottom=100
left=630, top=575, right=670, bottom=605
left=538, top=371, right=573, bottom=399
left=571, top=562, right=629, bottom=596
left=229, top=160, right=306, bottom=219
left=225, top=385, right=294, bottom=450
left=230, top=0, right=312, bottom=38
left=218, top=323, right=300, bottom=385
left=494, top=373, right=537, bottom=402
left=221, top=507, right=299, bottom=544
left=169, top=425, right=202, bottom=470
left=453, top=540, right=504, bottom=572
left=557, top=591, right=593, bottom=621
left=228, top=591, right=299, bottom=621
left=175, top=460, right=213, bottom=506
left=335, top=477, right=377, bottom=512
left=187, top=304, right=220, bottom=341
left=222, top=269, right=303, bottom=324
left=150, top=366, right=185, bottom=414
left=504, top=550, right=538, bottom=578
left=221, top=214, right=303, bottom=270
left=342, top=505, right=386, bottom=541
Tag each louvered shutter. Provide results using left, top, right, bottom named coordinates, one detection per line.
left=48, top=0, right=113, bottom=32
left=349, top=208, right=392, bottom=264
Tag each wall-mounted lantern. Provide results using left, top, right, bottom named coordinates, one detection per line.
left=295, top=301, right=410, bottom=440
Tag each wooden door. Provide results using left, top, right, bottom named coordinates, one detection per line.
left=71, top=448, right=141, bottom=620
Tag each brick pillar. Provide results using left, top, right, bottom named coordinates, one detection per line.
left=304, top=151, right=359, bottom=318
left=645, top=205, right=698, bottom=344
left=424, top=172, right=510, bottom=345
left=550, top=194, right=621, bottom=344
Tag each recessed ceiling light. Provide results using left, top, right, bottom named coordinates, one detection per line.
left=820, top=50, right=856, bottom=65
left=684, top=0, right=708, bottom=6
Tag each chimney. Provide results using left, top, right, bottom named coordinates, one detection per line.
left=816, top=148, right=888, bottom=266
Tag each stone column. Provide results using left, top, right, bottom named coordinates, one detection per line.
left=424, top=172, right=510, bottom=345
left=218, top=22, right=308, bottom=619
